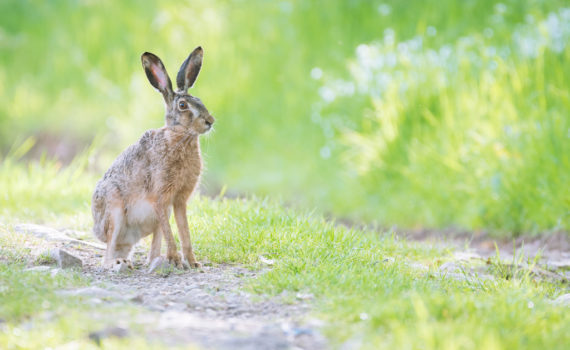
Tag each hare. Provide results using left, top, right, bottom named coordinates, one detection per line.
left=92, top=47, right=214, bottom=270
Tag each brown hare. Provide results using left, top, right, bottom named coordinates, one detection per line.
left=92, top=47, right=214, bottom=271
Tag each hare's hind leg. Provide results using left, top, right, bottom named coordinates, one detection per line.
left=102, top=203, right=135, bottom=270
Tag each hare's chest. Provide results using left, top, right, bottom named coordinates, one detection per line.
left=178, top=158, right=202, bottom=191
left=158, top=151, right=202, bottom=193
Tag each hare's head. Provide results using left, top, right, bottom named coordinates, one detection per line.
left=141, top=47, right=215, bottom=135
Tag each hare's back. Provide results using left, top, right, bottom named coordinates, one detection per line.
left=97, top=130, right=159, bottom=195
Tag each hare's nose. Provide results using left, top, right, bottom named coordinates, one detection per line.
left=206, top=115, right=215, bottom=126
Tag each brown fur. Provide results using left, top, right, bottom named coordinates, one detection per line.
left=92, top=47, right=214, bottom=269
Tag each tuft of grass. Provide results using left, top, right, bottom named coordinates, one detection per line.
left=33, top=250, right=57, bottom=266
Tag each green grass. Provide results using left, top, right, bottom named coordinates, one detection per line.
left=0, top=0, right=569, bottom=345
left=1, top=0, right=568, bottom=236
left=0, top=263, right=84, bottom=322
left=0, top=138, right=96, bottom=222
left=1, top=157, right=568, bottom=349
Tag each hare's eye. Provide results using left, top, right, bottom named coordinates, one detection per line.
left=178, top=101, right=187, bottom=110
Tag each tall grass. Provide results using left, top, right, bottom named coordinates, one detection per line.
left=318, top=6, right=570, bottom=234
left=0, top=137, right=96, bottom=222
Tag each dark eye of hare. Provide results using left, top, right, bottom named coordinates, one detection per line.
left=178, top=101, right=187, bottom=110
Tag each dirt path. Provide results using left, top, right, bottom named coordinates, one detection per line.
left=401, top=228, right=570, bottom=274
left=15, top=224, right=327, bottom=350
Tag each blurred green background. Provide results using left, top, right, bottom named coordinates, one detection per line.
left=1, top=0, right=568, bottom=236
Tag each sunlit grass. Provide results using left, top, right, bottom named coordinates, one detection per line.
left=328, top=46, right=570, bottom=233
left=186, top=196, right=569, bottom=349
left=0, top=138, right=96, bottom=224
left=315, top=5, right=570, bottom=234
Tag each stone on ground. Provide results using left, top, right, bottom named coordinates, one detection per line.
left=148, top=256, right=174, bottom=274
left=89, top=326, right=129, bottom=345
left=50, top=248, right=83, bottom=269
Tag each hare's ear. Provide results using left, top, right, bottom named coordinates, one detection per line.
left=141, top=52, right=174, bottom=103
left=176, top=46, right=203, bottom=91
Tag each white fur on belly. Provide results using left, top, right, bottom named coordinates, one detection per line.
left=127, top=199, right=156, bottom=225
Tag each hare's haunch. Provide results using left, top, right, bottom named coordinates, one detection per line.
left=92, top=47, right=215, bottom=270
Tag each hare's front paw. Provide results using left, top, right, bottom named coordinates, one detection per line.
left=110, top=258, right=134, bottom=273
left=166, top=251, right=183, bottom=269
left=182, top=250, right=201, bottom=269
left=186, top=259, right=201, bottom=269
left=182, top=259, right=202, bottom=269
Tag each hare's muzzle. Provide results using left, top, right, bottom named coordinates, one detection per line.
left=205, top=115, right=215, bottom=128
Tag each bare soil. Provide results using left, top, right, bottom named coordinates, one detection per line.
left=400, top=228, right=570, bottom=271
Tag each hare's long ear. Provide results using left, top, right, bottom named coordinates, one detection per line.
left=176, top=46, right=203, bottom=92
left=141, top=52, right=174, bottom=103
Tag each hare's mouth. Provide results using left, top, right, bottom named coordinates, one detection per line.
left=201, top=125, right=213, bottom=134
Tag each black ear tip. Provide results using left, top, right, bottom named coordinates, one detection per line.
left=141, top=52, right=160, bottom=60
left=141, top=52, right=153, bottom=64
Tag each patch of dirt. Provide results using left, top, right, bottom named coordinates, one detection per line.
left=396, top=228, right=570, bottom=284
left=400, top=228, right=570, bottom=267
left=15, top=224, right=327, bottom=350
left=333, top=219, right=570, bottom=282
left=25, top=132, right=89, bottom=165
